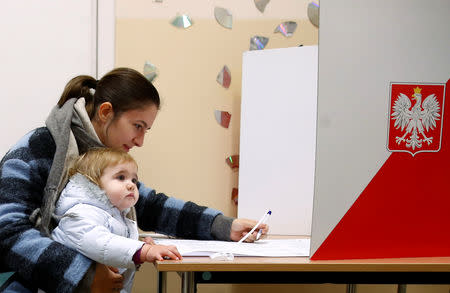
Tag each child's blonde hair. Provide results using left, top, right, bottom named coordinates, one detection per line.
left=68, top=148, right=138, bottom=186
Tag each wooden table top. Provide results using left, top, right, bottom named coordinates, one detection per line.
left=151, top=235, right=450, bottom=272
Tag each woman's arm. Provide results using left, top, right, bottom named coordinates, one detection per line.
left=0, top=128, right=92, bottom=293
left=135, top=182, right=230, bottom=240
left=135, top=182, right=268, bottom=242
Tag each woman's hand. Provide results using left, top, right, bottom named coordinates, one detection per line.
left=229, top=218, right=269, bottom=242
left=91, top=263, right=124, bottom=293
left=140, top=244, right=182, bottom=263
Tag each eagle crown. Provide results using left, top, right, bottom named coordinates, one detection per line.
left=412, top=86, right=422, bottom=99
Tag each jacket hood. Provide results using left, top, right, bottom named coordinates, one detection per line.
left=55, top=173, right=130, bottom=216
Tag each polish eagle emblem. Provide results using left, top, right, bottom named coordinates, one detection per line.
left=388, top=83, right=446, bottom=156
left=391, top=86, right=440, bottom=149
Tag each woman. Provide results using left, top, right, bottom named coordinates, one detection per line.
left=0, top=68, right=268, bottom=293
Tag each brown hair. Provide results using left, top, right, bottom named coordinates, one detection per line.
left=58, top=67, right=160, bottom=120
left=68, top=147, right=138, bottom=187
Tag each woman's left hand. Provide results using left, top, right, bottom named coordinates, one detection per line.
left=229, top=218, right=269, bottom=242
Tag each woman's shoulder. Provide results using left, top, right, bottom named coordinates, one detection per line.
left=1, top=127, right=55, bottom=162
left=26, top=127, right=56, bottom=158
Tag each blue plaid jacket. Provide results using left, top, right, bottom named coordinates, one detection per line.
left=0, top=127, right=221, bottom=292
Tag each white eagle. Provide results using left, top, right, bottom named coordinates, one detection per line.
left=391, top=87, right=441, bottom=150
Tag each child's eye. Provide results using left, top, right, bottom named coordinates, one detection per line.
left=132, top=178, right=138, bottom=184
left=117, top=175, right=125, bottom=181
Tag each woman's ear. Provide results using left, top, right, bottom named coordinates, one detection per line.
left=97, top=102, right=114, bottom=123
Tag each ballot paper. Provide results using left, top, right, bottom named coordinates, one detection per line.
left=152, top=238, right=310, bottom=257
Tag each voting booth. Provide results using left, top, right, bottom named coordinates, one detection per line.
left=238, top=0, right=450, bottom=259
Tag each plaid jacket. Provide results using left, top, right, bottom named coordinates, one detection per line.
left=0, top=127, right=221, bottom=292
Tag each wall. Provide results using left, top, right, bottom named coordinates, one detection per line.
left=116, top=0, right=317, bottom=221
left=0, top=0, right=115, bottom=158
left=0, top=0, right=96, bottom=157
left=115, top=1, right=449, bottom=293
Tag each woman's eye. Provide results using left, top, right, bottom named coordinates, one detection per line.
left=135, top=124, right=143, bottom=130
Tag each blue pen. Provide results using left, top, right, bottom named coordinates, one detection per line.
left=256, top=210, right=271, bottom=241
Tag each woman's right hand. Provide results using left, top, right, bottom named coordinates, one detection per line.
left=91, top=263, right=124, bottom=293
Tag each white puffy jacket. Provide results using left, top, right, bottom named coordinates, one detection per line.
left=52, top=173, right=145, bottom=293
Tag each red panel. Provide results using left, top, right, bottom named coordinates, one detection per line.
left=312, top=79, right=450, bottom=260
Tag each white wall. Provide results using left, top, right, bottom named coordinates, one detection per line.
left=0, top=0, right=114, bottom=157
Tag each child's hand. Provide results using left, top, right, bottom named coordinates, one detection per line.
left=143, top=236, right=155, bottom=245
left=140, top=244, right=182, bottom=262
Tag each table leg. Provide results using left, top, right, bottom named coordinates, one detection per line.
left=397, top=284, right=407, bottom=293
left=158, top=271, right=167, bottom=293
left=347, top=284, right=356, bottom=293
left=181, top=272, right=195, bottom=293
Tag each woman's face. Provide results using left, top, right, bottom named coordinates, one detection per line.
left=96, top=103, right=158, bottom=152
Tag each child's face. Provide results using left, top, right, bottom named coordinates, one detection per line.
left=100, top=161, right=139, bottom=211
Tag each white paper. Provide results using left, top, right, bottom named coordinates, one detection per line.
left=153, top=238, right=310, bottom=257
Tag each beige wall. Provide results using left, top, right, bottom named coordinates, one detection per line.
left=115, top=1, right=448, bottom=293
left=116, top=1, right=317, bottom=219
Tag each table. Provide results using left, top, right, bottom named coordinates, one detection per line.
left=154, top=255, right=450, bottom=293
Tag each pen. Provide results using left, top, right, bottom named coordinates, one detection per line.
left=256, top=210, right=271, bottom=241
left=238, top=209, right=271, bottom=243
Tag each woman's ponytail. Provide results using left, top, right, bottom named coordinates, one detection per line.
left=57, top=75, right=97, bottom=117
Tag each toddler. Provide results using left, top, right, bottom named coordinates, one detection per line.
left=52, top=148, right=181, bottom=292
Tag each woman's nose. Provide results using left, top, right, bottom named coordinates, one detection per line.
left=133, top=134, right=145, bottom=147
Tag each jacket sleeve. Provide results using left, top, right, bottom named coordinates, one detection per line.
left=0, top=128, right=92, bottom=293
left=53, top=204, right=144, bottom=269
left=135, top=182, right=223, bottom=240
